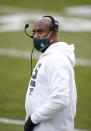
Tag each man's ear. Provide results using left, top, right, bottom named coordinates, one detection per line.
left=52, top=31, right=56, bottom=36
left=48, top=31, right=57, bottom=44
left=50, top=31, right=56, bottom=39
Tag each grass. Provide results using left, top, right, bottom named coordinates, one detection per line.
left=75, top=66, right=91, bottom=130
left=0, top=31, right=91, bottom=59
left=0, top=31, right=33, bottom=51
left=0, top=56, right=36, bottom=120
left=59, top=31, right=91, bottom=59
left=0, top=0, right=91, bottom=12
left=0, top=123, right=23, bottom=131
left=0, top=56, right=27, bottom=119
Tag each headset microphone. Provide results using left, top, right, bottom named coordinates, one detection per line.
left=25, top=24, right=29, bottom=29
left=24, top=24, right=33, bottom=39
left=24, top=24, right=34, bottom=77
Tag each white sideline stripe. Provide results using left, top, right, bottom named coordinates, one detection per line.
left=0, top=48, right=40, bottom=59
left=0, top=118, right=87, bottom=131
left=0, top=48, right=91, bottom=67
left=65, top=6, right=91, bottom=17
left=0, top=117, right=24, bottom=125
left=0, top=14, right=91, bottom=32
left=76, top=58, right=91, bottom=66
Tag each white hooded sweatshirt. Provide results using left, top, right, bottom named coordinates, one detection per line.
left=25, top=42, right=77, bottom=131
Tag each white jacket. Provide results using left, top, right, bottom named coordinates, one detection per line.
left=25, top=42, right=77, bottom=131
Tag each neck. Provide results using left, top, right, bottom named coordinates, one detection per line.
left=51, top=36, right=58, bottom=45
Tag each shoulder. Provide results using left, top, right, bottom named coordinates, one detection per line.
left=45, top=55, right=69, bottom=75
left=47, top=52, right=69, bottom=66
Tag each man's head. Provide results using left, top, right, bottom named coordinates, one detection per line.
left=33, top=15, right=59, bottom=44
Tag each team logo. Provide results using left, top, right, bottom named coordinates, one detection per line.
left=40, top=43, right=44, bottom=47
left=28, top=63, right=41, bottom=95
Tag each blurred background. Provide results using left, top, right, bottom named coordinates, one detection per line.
left=0, top=0, right=91, bottom=131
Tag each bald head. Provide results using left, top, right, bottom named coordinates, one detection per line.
left=41, top=16, right=53, bottom=25
left=34, top=17, right=53, bottom=32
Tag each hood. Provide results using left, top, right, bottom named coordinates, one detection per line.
left=41, top=42, right=75, bottom=66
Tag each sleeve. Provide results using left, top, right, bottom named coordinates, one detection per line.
left=31, top=59, right=70, bottom=124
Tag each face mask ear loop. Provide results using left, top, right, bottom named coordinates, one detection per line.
left=47, top=31, right=54, bottom=44
left=50, top=38, right=53, bottom=43
left=47, top=31, right=53, bottom=38
left=31, top=44, right=34, bottom=76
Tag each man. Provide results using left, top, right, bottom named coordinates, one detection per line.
left=24, top=15, right=77, bottom=131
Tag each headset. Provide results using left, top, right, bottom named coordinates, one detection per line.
left=43, top=15, right=59, bottom=32
left=24, top=16, right=59, bottom=38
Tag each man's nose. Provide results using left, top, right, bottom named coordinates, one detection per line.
left=34, top=33, right=40, bottom=38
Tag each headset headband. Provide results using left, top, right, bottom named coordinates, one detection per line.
left=43, top=15, right=59, bottom=32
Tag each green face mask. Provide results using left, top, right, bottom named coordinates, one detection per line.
left=33, top=31, right=53, bottom=53
left=33, top=37, right=50, bottom=53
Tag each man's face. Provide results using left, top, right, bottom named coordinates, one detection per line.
left=33, top=19, right=51, bottom=39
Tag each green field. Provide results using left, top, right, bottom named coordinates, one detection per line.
left=0, top=0, right=91, bottom=131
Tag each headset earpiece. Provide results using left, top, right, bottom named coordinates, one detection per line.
left=50, top=21, right=58, bottom=32
left=43, top=15, right=59, bottom=32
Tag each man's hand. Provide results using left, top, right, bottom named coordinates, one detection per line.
left=24, top=116, right=38, bottom=131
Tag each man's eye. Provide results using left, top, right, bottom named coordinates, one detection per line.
left=38, top=31, right=42, bottom=34
left=38, top=30, right=43, bottom=34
